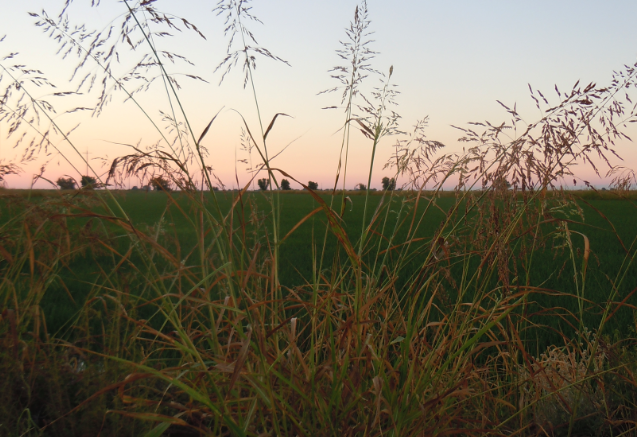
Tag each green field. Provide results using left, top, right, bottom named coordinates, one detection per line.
left=3, top=185, right=637, bottom=435
left=3, top=189, right=636, bottom=345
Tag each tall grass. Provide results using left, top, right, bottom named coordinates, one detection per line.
left=2, top=1, right=637, bottom=436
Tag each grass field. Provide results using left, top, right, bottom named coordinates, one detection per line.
left=3, top=0, right=637, bottom=435
left=3, top=184, right=637, bottom=437
left=2, top=188, right=636, bottom=348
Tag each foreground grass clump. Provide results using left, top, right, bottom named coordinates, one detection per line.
left=2, top=1, right=637, bottom=435
left=2, top=187, right=637, bottom=436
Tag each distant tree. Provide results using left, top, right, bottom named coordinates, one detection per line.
left=257, top=178, right=269, bottom=191
left=81, top=175, right=97, bottom=189
left=150, top=176, right=172, bottom=191
left=492, top=176, right=511, bottom=191
left=307, top=181, right=319, bottom=190
left=56, top=177, right=76, bottom=190
left=281, top=179, right=291, bottom=190
left=356, top=183, right=366, bottom=191
left=381, top=176, right=396, bottom=191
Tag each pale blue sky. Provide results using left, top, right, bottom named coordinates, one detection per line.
left=1, top=1, right=636, bottom=189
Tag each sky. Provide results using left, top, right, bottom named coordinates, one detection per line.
left=1, top=0, right=637, bottom=190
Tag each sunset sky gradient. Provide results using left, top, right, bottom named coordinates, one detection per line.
left=1, top=0, right=636, bottom=190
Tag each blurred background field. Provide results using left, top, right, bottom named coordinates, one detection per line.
left=2, top=189, right=635, bottom=349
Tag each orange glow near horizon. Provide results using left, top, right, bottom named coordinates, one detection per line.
left=1, top=1, right=637, bottom=192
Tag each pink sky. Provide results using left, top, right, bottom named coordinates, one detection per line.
left=1, top=0, right=636, bottom=190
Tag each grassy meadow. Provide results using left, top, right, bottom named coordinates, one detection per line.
left=3, top=189, right=637, bottom=345
left=3, top=1, right=637, bottom=436
left=2, top=186, right=637, bottom=435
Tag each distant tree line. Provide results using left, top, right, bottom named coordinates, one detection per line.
left=54, top=175, right=398, bottom=192
left=256, top=179, right=315, bottom=190
left=56, top=175, right=99, bottom=190
left=255, top=177, right=396, bottom=191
